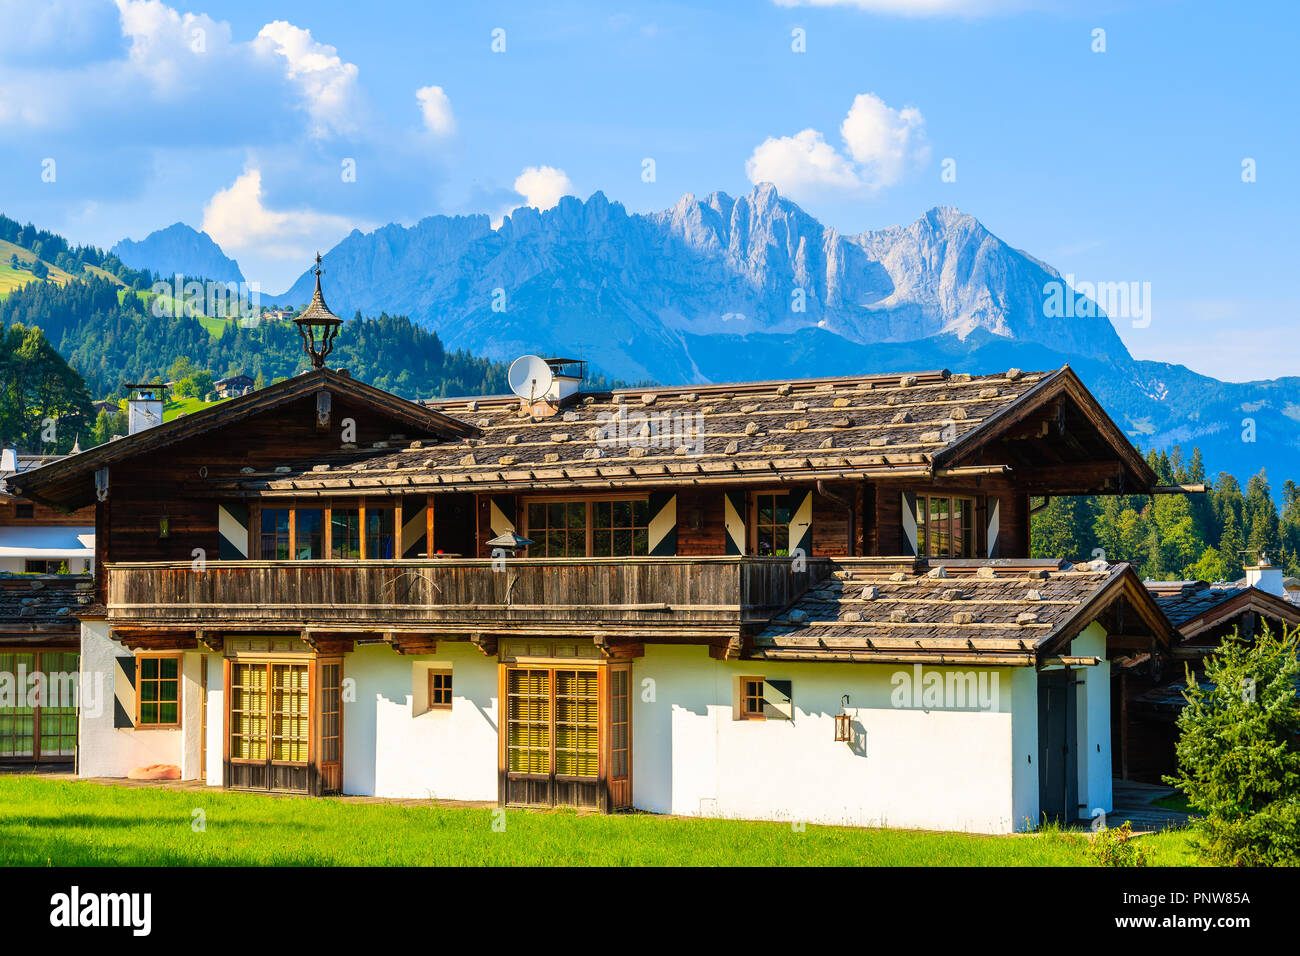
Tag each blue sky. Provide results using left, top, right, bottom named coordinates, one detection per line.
left=1, top=0, right=1295, bottom=381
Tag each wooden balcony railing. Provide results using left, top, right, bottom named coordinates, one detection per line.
left=105, top=556, right=830, bottom=632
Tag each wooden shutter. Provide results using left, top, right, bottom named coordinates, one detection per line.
left=763, top=678, right=794, bottom=720
left=113, top=655, right=136, bottom=729
left=723, top=491, right=746, bottom=555
left=987, top=498, right=1001, bottom=558
left=647, top=491, right=677, bottom=555
left=217, top=503, right=249, bottom=559
left=489, top=495, right=517, bottom=536
left=787, top=490, right=813, bottom=557
left=901, top=491, right=919, bottom=557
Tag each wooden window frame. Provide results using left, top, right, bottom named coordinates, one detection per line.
left=520, top=493, right=651, bottom=558
left=428, top=670, right=453, bottom=710
left=738, top=676, right=766, bottom=720
left=135, top=652, right=183, bottom=729
left=749, top=490, right=792, bottom=557
left=247, top=497, right=419, bottom=562
left=915, top=493, right=978, bottom=559
left=0, top=647, right=79, bottom=760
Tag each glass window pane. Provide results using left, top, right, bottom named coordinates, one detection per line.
left=296, top=509, right=323, bottom=559
left=160, top=657, right=178, bottom=680
left=612, top=499, right=632, bottom=526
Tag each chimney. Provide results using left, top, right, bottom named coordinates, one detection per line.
left=125, top=384, right=166, bottom=436
left=1245, top=554, right=1285, bottom=598
left=542, top=357, right=586, bottom=406
left=0, top=446, right=16, bottom=474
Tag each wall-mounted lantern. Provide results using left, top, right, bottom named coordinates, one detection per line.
left=159, top=512, right=170, bottom=538
left=834, top=694, right=852, bottom=742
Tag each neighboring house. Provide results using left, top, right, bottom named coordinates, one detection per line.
left=0, top=574, right=93, bottom=764
left=214, top=375, right=255, bottom=399
left=11, top=281, right=1202, bottom=833
left=0, top=450, right=95, bottom=574
left=0, top=449, right=96, bottom=765
left=1285, top=577, right=1300, bottom=605
left=1118, top=569, right=1300, bottom=783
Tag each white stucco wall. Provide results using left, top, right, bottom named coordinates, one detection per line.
left=1009, top=666, right=1040, bottom=830
left=1072, top=622, right=1112, bottom=819
left=343, top=642, right=498, bottom=800
left=203, top=654, right=224, bottom=787
left=631, top=645, right=1038, bottom=834
left=78, top=620, right=202, bottom=779
left=0, top=557, right=91, bottom=573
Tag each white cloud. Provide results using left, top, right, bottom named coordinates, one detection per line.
left=745, top=129, right=862, bottom=194
left=839, top=93, right=930, bottom=189
left=745, top=94, right=928, bottom=199
left=201, top=168, right=356, bottom=290
left=254, top=20, right=362, bottom=138
left=513, top=166, right=576, bottom=210
left=771, top=0, right=1034, bottom=16
left=416, top=84, right=455, bottom=136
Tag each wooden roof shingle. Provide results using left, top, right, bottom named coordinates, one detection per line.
left=219, top=366, right=1149, bottom=496
left=751, top=559, right=1170, bottom=665
left=0, top=573, right=94, bottom=645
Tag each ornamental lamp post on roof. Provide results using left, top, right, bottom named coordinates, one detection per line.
left=294, top=253, right=343, bottom=369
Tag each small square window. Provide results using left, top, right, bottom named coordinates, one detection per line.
left=16, top=503, right=34, bottom=519
left=739, top=677, right=765, bottom=720
left=428, top=671, right=453, bottom=710
left=136, top=654, right=181, bottom=728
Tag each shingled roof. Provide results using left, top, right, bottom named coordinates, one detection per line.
left=0, top=573, right=94, bottom=645
left=1147, top=580, right=1300, bottom=643
left=214, top=365, right=1157, bottom=497
left=751, top=559, right=1171, bottom=665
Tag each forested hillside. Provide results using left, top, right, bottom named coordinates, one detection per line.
left=1032, top=446, right=1300, bottom=579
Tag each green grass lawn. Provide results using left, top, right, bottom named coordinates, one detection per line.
left=0, top=777, right=1198, bottom=867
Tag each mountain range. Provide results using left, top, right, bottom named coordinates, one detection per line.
left=111, top=223, right=245, bottom=285
left=123, top=187, right=1300, bottom=484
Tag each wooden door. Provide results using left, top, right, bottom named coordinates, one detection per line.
left=1037, top=670, right=1079, bottom=824
left=502, top=665, right=606, bottom=810
left=316, top=659, right=343, bottom=794
left=226, top=660, right=311, bottom=793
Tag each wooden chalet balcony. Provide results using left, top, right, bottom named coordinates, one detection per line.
left=104, top=557, right=830, bottom=635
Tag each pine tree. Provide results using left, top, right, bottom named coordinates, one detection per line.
left=1218, top=508, right=1245, bottom=580
left=1166, top=626, right=1300, bottom=865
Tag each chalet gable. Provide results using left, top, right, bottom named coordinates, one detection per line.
left=932, top=366, right=1159, bottom=495
left=11, top=369, right=479, bottom=510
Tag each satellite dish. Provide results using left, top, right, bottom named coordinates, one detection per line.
left=508, top=355, right=554, bottom=403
